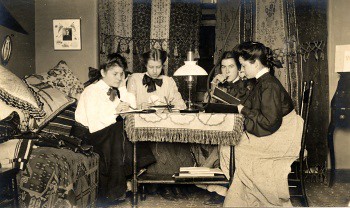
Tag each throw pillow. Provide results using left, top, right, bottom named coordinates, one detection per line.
left=38, top=60, right=84, bottom=100
left=0, top=111, right=21, bottom=144
left=24, top=75, right=76, bottom=131
left=0, top=65, right=44, bottom=118
left=41, top=103, right=76, bottom=137
left=0, top=99, right=34, bottom=131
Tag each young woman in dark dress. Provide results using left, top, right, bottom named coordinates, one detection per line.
left=224, top=42, right=304, bottom=207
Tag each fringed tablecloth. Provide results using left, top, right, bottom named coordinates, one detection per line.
left=125, top=113, right=244, bottom=145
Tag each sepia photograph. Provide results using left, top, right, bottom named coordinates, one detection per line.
left=0, top=0, right=349, bottom=207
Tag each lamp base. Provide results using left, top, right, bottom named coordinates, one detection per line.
left=179, top=108, right=199, bottom=113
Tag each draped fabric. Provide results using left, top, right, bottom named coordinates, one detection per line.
left=215, top=0, right=328, bottom=172
left=99, top=0, right=201, bottom=99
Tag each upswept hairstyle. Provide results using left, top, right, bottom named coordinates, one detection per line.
left=235, top=41, right=282, bottom=75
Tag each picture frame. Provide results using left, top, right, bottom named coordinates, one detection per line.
left=53, top=19, right=81, bottom=50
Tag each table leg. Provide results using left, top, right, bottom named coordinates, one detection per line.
left=12, top=174, right=19, bottom=208
left=132, top=142, right=138, bottom=207
left=327, top=121, right=336, bottom=187
left=229, top=146, right=235, bottom=185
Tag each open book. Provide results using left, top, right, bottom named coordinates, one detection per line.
left=212, top=87, right=241, bottom=105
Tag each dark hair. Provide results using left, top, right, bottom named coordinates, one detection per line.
left=219, top=51, right=241, bottom=72
left=235, top=41, right=280, bottom=75
left=104, top=53, right=128, bottom=71
left=142, top=48, right=167, bottom=74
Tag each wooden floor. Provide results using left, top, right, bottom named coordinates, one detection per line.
left=107, top=181, right=350, bottom=207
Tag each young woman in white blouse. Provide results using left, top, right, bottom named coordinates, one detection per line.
left=127, top=49, right=193, bottom=200
left=75, top=54, right=155, bottom=205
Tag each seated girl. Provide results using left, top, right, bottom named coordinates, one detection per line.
left=127, top=48, right=194, bottom=200
left=205, top=51, right=255, bottom=103
left=224, top=42, right=303, bottom=207
left=75, top=54, right=155, bottom=205
left=198, top=51, right=255, bottom=205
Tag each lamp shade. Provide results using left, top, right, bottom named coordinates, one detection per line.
left=335, top=45, right=350, bottom=72
left=173, top=61, right=208, bottom=76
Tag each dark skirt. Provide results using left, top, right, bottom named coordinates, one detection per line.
left=85, top=121, right=155, bottom=200
left=146, top=142, right=195, bottom=175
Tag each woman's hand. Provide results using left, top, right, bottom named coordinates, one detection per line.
left=119, top=75, right=127, bottom=88
left=116, top=102, right=130, bottom=113
left=238, top=104, right=244, bottom=114
left=212, top=74, right=228, bottom=85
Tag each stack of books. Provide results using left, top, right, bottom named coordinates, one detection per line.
left=173, top=167, right=226, bottom=182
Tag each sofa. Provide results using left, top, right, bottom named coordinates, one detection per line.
left=0, top=61, right=99, bottom=207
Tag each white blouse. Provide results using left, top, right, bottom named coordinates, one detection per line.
left=75, top=79, right=136, bottom=133
left=127, top=72, right=186, bottom=109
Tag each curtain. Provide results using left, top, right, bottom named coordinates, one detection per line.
left=99, top=0, right=201, bottom=99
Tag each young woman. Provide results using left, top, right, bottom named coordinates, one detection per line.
left=75, top=54, right=155, bottom=205
left=127, top=48, right=193, bottom=200
left=205, top=51, right=255, bottom=103
left=224, top=42, right=303, bottom=207
left=199, top=51, right=255, bottom=205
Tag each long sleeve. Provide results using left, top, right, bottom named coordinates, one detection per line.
left=76, top=87, right=118, bottom=133
left=167, top=77, right=186, bottom=109
left=241, top=82, right=283, bottom=137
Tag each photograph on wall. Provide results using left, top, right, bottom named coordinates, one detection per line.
left=53, top=19, right=81, bottom=50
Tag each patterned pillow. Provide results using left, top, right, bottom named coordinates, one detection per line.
left=38, top=60, right=84, bottom=100
left=41, top=103, right=76, bottom=137
left=24, top=75, right=76, bottom=131
left=0, top=100, right=34, bottom=131
left=0, top=111, right=21, bottom=144
left=0, top=65, right=44, bottom=118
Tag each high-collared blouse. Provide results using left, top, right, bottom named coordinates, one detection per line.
left=127, top=72, right=186, bottom=109
left=75, top=79, right=136, bottom=133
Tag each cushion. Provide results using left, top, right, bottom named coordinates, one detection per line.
left=0, top=111, right=21, bottom=144
left=41, top=103, right=76, bottom=137
left=23, top=75, right=76, bottom=131
left=0, top=139, right=33, bottom=170
left=38, top=60, right=84, bottom=100
left=0, top=100, right=34, bottom=131
left=0, top=65, right=44, bottom=118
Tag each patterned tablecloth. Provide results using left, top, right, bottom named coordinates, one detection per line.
left=125, top=113, right=244, bottom=146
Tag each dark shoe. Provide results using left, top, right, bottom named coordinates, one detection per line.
left=204, top=192, right=225, bottom=205
left=158, top=186, right=177, bottom=201
left=172, top=186, right=188, bottom=200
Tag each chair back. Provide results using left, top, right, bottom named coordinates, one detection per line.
left=298, top=81, right=314, bottom=164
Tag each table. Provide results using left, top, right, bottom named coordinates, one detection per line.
left=125, top=112, right=244, bottom=206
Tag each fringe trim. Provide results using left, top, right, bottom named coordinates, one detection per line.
left=125, top=115, right=244, bottom=145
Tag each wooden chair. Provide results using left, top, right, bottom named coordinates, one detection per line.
left=288, top=80, right=314, bottom=207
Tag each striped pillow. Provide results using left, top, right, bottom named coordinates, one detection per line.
left=41, top=104, right=76, bottom=137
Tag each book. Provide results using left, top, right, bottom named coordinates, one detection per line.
left=204, top=103, right=238, bottom=113
left=179, top=167, right=224, bottom=175
left=172, top=173, right=227, bottom=182
left=212, top=87, right=241, bottom=105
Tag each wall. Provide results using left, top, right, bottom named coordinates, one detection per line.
left=328, top=0, right=350, bottom=169
left=35, top=0, right=99, bottom=83
left=0, top=0, right=35, bottom=78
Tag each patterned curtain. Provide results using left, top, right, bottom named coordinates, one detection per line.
left=99, top=0, right=201, bottom=99
left=216, top=0, right=328, bottom=172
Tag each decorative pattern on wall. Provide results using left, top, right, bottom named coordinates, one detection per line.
left=99, top=0, right=201, bottom=100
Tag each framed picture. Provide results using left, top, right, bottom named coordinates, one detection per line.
left=53, top=19, right=81, bottom=50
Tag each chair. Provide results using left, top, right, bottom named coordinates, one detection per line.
left=288, top=80, right=314, bottom=207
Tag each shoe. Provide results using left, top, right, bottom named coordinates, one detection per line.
left=172, top=186, right=188, bottom=200
left=158, top=186, right=177, bottom=201
left=204, top=192, right=225, bottom=205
